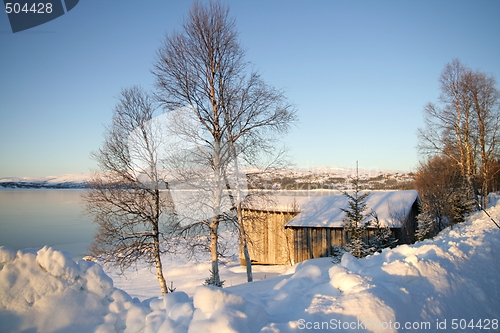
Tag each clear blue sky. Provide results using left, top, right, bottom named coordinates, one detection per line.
left=1, top=0, right=499, bottom=177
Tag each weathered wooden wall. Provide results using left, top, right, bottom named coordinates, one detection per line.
left=241, top=198, right=420, bottom=265
left=242, top=209, right=298, bottom=265
left=291, top=227, right=345, bottom=263
left=290, top=227, right=404, bottom=263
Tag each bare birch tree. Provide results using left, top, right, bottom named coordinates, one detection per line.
left=152, top=1, right=296, bottom=285
left=466, top=70, right=500, bottom=207
left=83, top=86, right=174, bottom=294
left=418, top=59, right=500, bottom=209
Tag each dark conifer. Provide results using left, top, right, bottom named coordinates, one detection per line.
left=341, top=163, right=372, bottom=258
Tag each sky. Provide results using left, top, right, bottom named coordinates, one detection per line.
left=1, top=0, right=499, bottom=178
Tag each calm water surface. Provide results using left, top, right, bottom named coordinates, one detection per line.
left=0, top=189, right=95, bottom=258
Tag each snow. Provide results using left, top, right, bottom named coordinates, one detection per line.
left=291, top=166, right=410, bottom=178
left=1, top=197, right=500, bottom=332
left=0, top=173, right=91, bottom=188
left=0, top=173, right=91, bottom=184
left=285, top=190, right=419, bottom=228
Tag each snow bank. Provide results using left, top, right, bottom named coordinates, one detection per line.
left=230, top=205, right=500, bottom=332
left=189, top=286, right=267, bottom=333
left=0, top=246, right=112, bottom=332
left=0, top=246, right=266, bottom=333
left=0, top=246, right=154, bottom=333
left=2, top=203, right=500, bottom=332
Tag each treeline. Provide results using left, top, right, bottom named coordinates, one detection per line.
left=246, top=172, right=415, bottom=191
left=416, top=59, right=500, bottom=239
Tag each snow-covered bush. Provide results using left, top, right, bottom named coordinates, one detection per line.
left=204, top=269, right=225, bottom=287
left=369, top=211, right=397, bottom=252
left=415, top=211, right=435, bottom=241
left=330, top=245, right=346, bottom=264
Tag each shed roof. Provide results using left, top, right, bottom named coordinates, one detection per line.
left=284, top=190, right=419, bottom=228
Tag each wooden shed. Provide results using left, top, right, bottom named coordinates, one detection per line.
left=241, top=208, right=298, bottom=265
left=241, top=190, right=420, bottom=265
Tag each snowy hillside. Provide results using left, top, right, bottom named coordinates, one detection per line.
left=1, top=202, right=499, bottom=332
left=0, top=174, right=91, bottom=188
left=248, top=167, right=414, bottom=191
left=0, top=167, right=414, bottom=190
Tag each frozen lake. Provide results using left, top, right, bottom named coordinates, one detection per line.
left=0, top=189, right=95, bottom=258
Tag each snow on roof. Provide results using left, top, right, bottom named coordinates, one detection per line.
left=284, top=190, right=419, bottom=228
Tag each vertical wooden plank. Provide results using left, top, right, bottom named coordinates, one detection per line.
left=322, top=228, right=327, bottom=257
left=300, top=228, right=304, bottom=263
left=296, top=228, right=304, bottom=262
left=275, top=213, right=279, bottom=265
left=269, top=212, right=274, bottom=264
left=315, top=229, right=320, bottom=258
left=326, top=229, right=331, bottom=256
left=274, top=213, right=279, bottom=265
left=296, top=228, right=301, bottom=263
left=280, top=212, right=290, bottom=265
left=333, top=228, right=341, bottom=248
left=314, top=228, right=322, bottom=258
left=282, top=214, right=289, bottom=265
left=286, top=213, right=294, bottom=264
left=313, top=229, right=318, bottom=258
left=262, top=211, right=267, bottom=263
left=304, top=228, right=312, bottom=259
left=279, top=213, right=285, bottom=264
left=294, top=228, right=299, bottom=264
left=312, top=229, right=317, bottom=258
left=250, top=210, right=256, bottom=263
left=315, top=228, right=320, bottom=258
left=309, top=228, right=313, bottom=258
left=260, top=211, right=265, bottom=264
left=329, top=229, right=335, bottom=254
left=287, top=226, right=294, bottom=264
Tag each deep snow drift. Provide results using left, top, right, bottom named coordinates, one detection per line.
left=1, top=204, right=500, bottom=332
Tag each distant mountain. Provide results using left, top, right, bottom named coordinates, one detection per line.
left=0, top=167, right=415, bottom=190
left=0, top=174, right=91, bottom=189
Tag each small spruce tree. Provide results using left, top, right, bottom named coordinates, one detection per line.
left=330, top=245, right=346, bottom=265
left=204, top=269, right=225, bottom=287
left=369, top=211, right=397, bottom=252
left=449, top=182, right=475, bottom=225
left=415, top=202, right=436, bottom=241
left=341, top=168, right=372, bottom=258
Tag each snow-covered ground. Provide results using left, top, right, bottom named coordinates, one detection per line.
left=1, top=202, right=500, bottom=332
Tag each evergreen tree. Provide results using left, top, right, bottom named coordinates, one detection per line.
left=369, top=211, right=397, bottom=252
left=341, top=169, right=372, bottom=258
left=449, top=182, right=475, bottom=225
left=330, top=245, right=346, bottom=265
left=415, top=202, right=436, bottom=241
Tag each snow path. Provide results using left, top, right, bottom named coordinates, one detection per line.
left=1, top=203, right=500, bottom=332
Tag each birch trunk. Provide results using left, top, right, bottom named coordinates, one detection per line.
left=154, top=188, right=168, bottom=294
left=233, top=157, right=252, bottom=282
left=209, top=138, right=223, bottom=287
left=154, top=236, right=168, bottom=294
